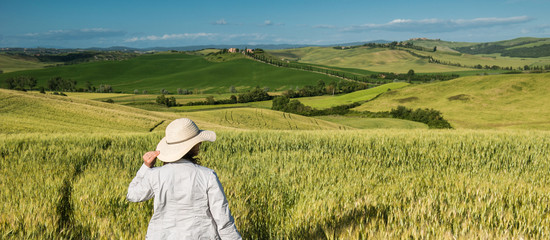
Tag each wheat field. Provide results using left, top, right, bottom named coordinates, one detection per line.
left=2, top=129, right=549, bottom=239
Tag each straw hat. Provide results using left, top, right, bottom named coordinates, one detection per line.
left=156, top=118, right=216, bottom=162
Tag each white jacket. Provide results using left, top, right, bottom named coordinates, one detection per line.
left=127, top=159, right=242, bottom=240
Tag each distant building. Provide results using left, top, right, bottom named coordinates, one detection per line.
left=246, top=49, right=254, bottom=54
left=228, top=48, right=237, bottom=53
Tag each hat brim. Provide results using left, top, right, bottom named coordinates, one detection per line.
left=156, top=130, right=216, bottom=162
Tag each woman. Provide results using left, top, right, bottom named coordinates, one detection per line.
left=127, top=118, right=241, bottom=239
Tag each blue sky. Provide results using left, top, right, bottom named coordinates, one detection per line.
left=1, top=0, right=549, bottom=48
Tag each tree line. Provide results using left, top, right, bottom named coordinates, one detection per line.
left=158, top=87, right=274, bottom=107
left=247, top=51, right=386, bottom=85
left=271, top=96, right=452, bottom=129
left=282, top=80, right=368, bottom=98
left=271, top=95, right=360, bottom=116
left=389, top=106, right=452, bottom=129
left=3, top=75, right=117, bottom=93
left=249, top=50, right=461, bottom=84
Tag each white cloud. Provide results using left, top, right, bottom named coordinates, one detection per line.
left=313, top=24, right=337, bottom=29
left=345, top=16, right=532, bottom=33
left=226, top=33, right=268, bottom=41
left=19, top=28, right=126, bottom=40
left=262, top=20, right=283, bottom=26
left=214, top=19, right=227, bottom=25
left=125, top=33, right=216, bottom=42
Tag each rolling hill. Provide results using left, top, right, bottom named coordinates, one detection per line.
left=267, top=38, right=550, bottom=74
left=0, top=88, right=179, bottom=134
left=183, top=107, right=350, bottom=130
left=407, top=37, right=550, bottom=58
left=0, top=52, right=342, bottom=94
left=298, top=82, right=410, bottom=109
left=268, top=47, right=467, bottom=73
left=0, top=89, right=350, bottom=134
left=0, top=54, right=57, bottom=73
left=354, top=72, right=550, bottom=130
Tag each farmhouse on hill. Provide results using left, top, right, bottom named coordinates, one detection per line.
left=228, top=48, right=254, bottom=54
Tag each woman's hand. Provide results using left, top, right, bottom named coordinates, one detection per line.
left=143, top=151, right=160, bottom=168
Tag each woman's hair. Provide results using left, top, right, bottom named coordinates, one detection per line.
left=182, top=143, right=201, bottom=165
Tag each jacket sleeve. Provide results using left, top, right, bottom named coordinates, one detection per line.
left=126, top=164, right=154, bottom=202
left=207, top=171, right=242, bottom=240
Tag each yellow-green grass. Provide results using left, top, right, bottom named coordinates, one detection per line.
left=314, top=116, right=428, bottom=129
left=65, top=92, right=238, bottom=105
left=406, top=37, right=550, bottom=52
left=406, top=39, right=478, bottom=53
left=269, top=47, right=469, bottom=73
left=0, top=89, right=344, bottom=132
left=64, top=92, right=135, bottom=100
left=181, top=107, right=350, bottom=130
left=204, top=52, right=247, bottom=62
left=299, top=82, right=409, bottom=109
left=355, top=73, right=550, bottom=130
left=506, top=39, right=550, bottom=49
left=193, top=48, right=221, bottom=55
left=408, top=48, right=550, bottom=69
left=0, top=89, right=185, bottom=134
left=0, top=54, right=56, bottom=73
left=2, top=130, right=550, bottom=238
left=172, top=100, right=273, bottom=112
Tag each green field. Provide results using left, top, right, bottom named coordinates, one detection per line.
left=268, top=39, right=550, bottom=74
left=2, top=129, right=549, bottom=239
left=0, top=52, right=342, bottom=94
left=0, top=89, right=180, bottom=134
left=0, top=54, right=57, bottom=73
left=405, top=39, right=478, bottom=52
left=0, top=89, right=346, bottom=132
left=314, top=116, right=428, bottom=129
left=407, top=48, right=550, bottom=69
left=65, top=92, right=238, bottom=105
left=355, top=72, right=550, bottom=130
left=182, top=107, right=350, bottom=130
left=298, top=82, right=409, bottom=109
left=269, top=47, right=467, bottom=73
left=407, top=37, right=550, bottom=52
left=2, top=84, right=550, bottom=238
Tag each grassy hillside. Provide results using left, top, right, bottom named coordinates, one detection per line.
left=183, top=107, right=350, bottom=130
left=65, top=92, right=239, bottom=105
left=314, top=116, right=427, bottom=129
left=268, top=38, right=550, bottom=74
left=407, top=37, right=550, bottom=56
left=0, top=89, right=182, bottom=134
left=0, top=89, right=347, bottom=134
left=406, top=48, right=550, bottom=69
left=451, top=37, right=550, bottom=58
left=299, top=82, right=409, bottom=109
left=0, top=52, right=341, bottom=94
left=268, top=47, right=467, bottom=73
left=405, top=39, right=478, bottom=52
left=0, top=54, right=56, bottom=73
left=354, top=73, right=550, bottom=130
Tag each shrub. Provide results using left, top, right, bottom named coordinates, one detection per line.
left=237, top=87, right=272, bottom=103
left=48, top=77, right=76, bottom=91
left=390, top=106, right=452, bottom=129
left=156, top=94, right=176, bottom=107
